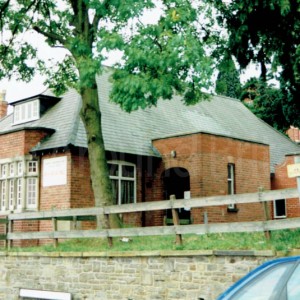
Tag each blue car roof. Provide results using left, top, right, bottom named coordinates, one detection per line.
left=217, top=256, right=300, bottom=299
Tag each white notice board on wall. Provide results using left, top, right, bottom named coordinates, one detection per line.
left=43, top=156, right=67, bottom=187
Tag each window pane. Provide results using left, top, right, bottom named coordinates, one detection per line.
left=1, top=164, right=7, bottom=178
left=28, top=161, right=37, bottom=173
left=121, top=180, right=134, bottom=204
left=27, top=178, right=37, bottom=206
left=122, top=165, right=134, bottom=178
left=227, top=164, right=232, bottom=179
left=111, top=179, right=118, bottom=205
left=9, top=163, right=14, bottom=176
left=231, top=263, right=293, bottom=300
left=228, top=180, right=233, bottom=195
left=287, top=263, right=300, bottom=300
left=27, top=102, right=32, bottom=119
left=21, top=104, right=26, bottom=119
left=17, top=179, right=22, bottom=207
left=9, top=179, right=14, bottom=208
left=1, top=181, right=6, bottom=210
left=108, top=163, right=118, bottom=177
left=18, top=162, right=23, bottom=175
left=32, top=100, right=39, bottom=118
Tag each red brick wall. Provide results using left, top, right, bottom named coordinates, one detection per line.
left=272, top=155, right=300, bottom=218
left=0, top=130, right=48, bottom=158
left=151, top=133, right=271, bottom=225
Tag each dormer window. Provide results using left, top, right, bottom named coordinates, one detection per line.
left=14, top=100, right=40, bottom=124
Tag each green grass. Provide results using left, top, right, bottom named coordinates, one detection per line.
left=6, top=229, right=300, bottom=253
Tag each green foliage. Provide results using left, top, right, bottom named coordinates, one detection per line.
left=241, top=77, right=289, bottom=132
left=110, top=1, right=217, bottom=112
left=215, top=55, right=241, bottom=98
left=212, top=0, right=300, bottom=127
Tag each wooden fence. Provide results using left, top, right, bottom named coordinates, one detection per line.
left=0, top=188, right=299, bottom=248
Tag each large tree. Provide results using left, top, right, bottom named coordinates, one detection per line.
left=212, top=0, right=300, bottom=127
left=0, top=1, right=217, bottom=227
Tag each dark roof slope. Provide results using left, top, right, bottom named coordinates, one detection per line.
left=0, top=68, right=299, bottom=172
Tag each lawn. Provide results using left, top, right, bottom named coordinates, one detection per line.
left=7, top=229, right=300, bottom=253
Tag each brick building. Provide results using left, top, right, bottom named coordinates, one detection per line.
left=0, top=68, right=299, bottom=235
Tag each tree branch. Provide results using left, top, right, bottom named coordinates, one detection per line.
left=33, top=26, right=66, bottom=45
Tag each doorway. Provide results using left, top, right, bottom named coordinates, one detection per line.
left=163, top=168, right=191, bottom=223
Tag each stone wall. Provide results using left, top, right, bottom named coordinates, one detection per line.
left=0, top=250, right=275, bottom=300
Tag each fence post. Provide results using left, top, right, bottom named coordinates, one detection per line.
left=72, top=216, right=78, bottom=230
left=170, top=195, right=182, bottom=246
left=7, top=219, right=13, bottom=250
left=104, top=214, right=113, bottom=248
left=3, top=216, right=8, bottom=250
left=52, top=217, right=58, bottom=248
left=259, top=188, right=271, bottom=240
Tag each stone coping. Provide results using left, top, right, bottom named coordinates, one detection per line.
left=0, top=249, right=277, bottom=258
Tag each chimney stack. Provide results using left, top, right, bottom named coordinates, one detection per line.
left=0, top=90, right=8, bottom=119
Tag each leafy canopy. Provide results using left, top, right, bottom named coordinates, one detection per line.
left=0, top=0, right=218, bottom=111
left=212, top=0, right=300, bottom=127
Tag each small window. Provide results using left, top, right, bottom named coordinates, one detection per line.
left=28, top=161, right=38, bottom=174
left=227, top=163, right=237, bottom=211
left=274, top=199, right=286, bottom=218
left=108, top=161, right=136, bottom=205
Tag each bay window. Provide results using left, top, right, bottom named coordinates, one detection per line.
left=0, top=157, right=39, bottom=211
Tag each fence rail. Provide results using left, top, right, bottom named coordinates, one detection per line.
left=0, top=188, right=299, bottom=248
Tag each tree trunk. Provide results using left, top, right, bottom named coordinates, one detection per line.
left=80, top=78, right=119, bottom=229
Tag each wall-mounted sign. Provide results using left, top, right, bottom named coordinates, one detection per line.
left=287, top=163, right=300, bottom=178
left=43, top=156, right=67, bottom=187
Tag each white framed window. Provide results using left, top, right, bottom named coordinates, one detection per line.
left=274, top=199, right=286, bottom=218
left=227, top=163, right=237, bottom=211
left=26, top=178, right=38, bottom=208
left=13, top=100, right=40, bottom=125
left=0, top=158, right=39, bottom=212
left=28, top=161, right=38, bottom=175
left=108, top=161, right=136, bottom=205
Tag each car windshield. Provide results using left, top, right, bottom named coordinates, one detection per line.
left=223, top=262, right=294, bottom=300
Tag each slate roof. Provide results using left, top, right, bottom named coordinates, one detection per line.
left=0, top=68, right=299, bottom=173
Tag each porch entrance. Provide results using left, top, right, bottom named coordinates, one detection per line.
left=163, top=168, right=191, bottom=224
